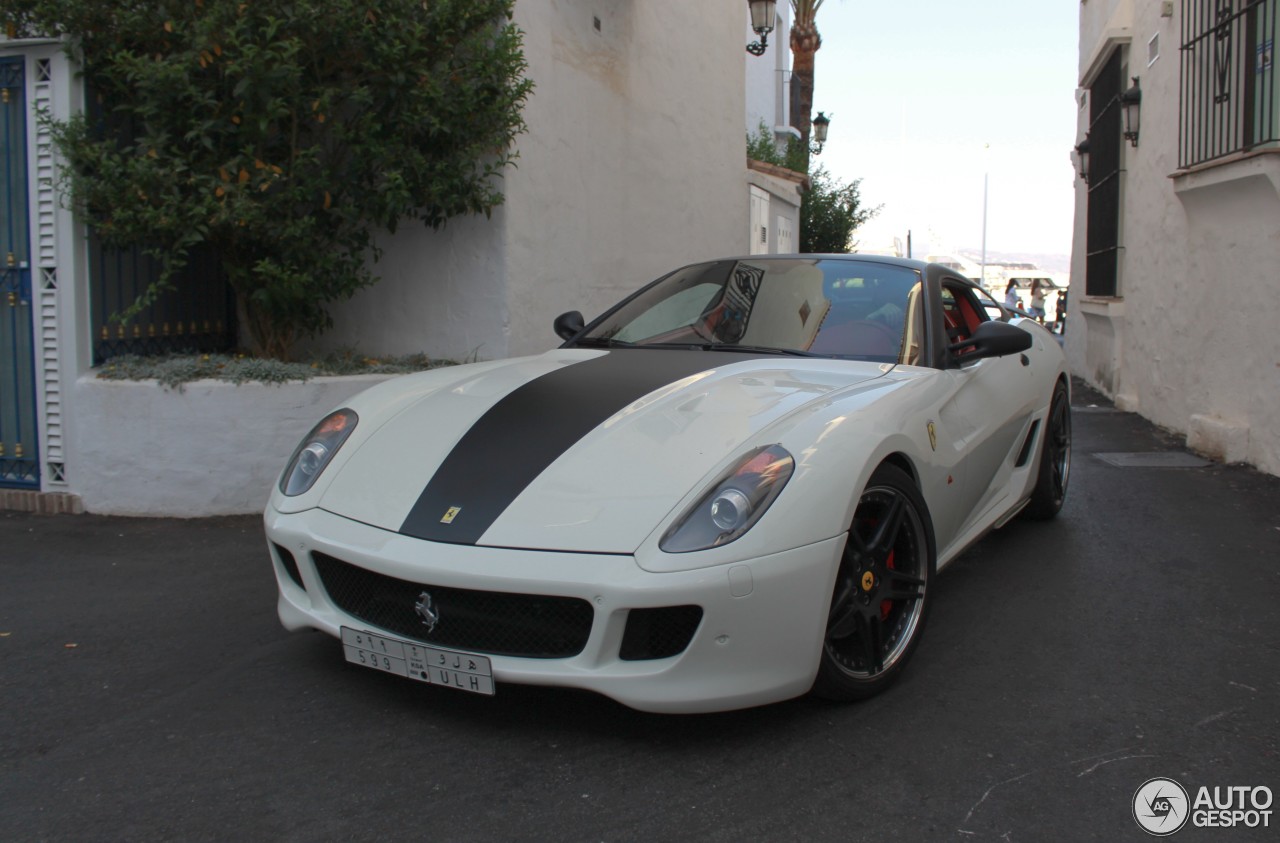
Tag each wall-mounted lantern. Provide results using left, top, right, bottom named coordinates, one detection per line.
left=1121, top=77, right=1142, bottom=147
left=1074, top=136, right=1092, bottom=183
left=812, top=112, right=830, bottom=154
left=746, top=0, right=777, bottom=57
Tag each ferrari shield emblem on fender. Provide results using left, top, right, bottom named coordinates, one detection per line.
left=927, top=421, right=937, bottom=452
left=440, top=506, right=461, bottom=524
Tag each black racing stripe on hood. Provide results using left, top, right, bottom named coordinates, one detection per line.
left=398, top=348, right=765, bottom=545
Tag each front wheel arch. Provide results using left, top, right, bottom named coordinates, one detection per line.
left=1022, top=376, right=1071, bottom=521
left=812, top=462, right=938, bottom=702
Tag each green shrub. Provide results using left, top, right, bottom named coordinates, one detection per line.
left=7, top=0, right=533, bottom=359
left=96, top=352, right=458, bottom=391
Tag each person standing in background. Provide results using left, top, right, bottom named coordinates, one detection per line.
left=1029, top=279, right=1047, bottom=323
left=1004, top=279, right=1021, bottom=312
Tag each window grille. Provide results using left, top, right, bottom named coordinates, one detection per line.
left=1180, top=0, right=1279, bottom=167
left=1085, top=51, right=1124, bottom=298
left=83, top=81, right=237, bottom=364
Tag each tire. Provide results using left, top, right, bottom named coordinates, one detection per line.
left=812, top=463, right=937, bottom=702
left=1022, top=379, right=1071, bottom=521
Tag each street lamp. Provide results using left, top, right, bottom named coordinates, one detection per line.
left=1121, top=77, right=1142, bottom=147
left=812, top=112, right=830, bottom=154
left=746, top=0, right=776, bottom=57
left=1074, top=136, right=1092, bottom=183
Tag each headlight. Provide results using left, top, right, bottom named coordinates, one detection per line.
left=279, top=409, right=358, bottom=496
left=660, top=445, right=794, bottom=553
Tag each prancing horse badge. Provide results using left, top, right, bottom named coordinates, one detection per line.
left=927, top=421, right=937, bottom=452
left=440, top=506, right=461, bottom=524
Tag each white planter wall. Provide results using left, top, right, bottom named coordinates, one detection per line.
left=71, top=375, right=394, bottom=516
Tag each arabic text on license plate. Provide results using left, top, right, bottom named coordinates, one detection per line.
left=340, top=627, right=495, bottom=696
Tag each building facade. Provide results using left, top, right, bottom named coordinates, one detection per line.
left=313, top=1, right=751, bottom=361
left=0, top=0, right=757, bottom=511
left=1069, top=0, right=1280, bottom=475
left=743, top=2, right=804, bottom=257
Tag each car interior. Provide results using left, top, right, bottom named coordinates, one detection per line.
left=806, top=269, right=919, bottom=362
left=941, top=280, right=999, bottom=355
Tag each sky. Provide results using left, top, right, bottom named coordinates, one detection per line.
left=801, top=0, right=1080, bottom=261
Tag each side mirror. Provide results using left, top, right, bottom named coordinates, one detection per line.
left=554, top=310, right=585, bottom=341
left=949, top=320, right=1033, bottom=363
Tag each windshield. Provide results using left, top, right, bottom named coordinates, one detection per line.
left=576, top=258, right=924, bottom=364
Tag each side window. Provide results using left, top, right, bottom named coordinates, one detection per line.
left=941, top=281, right=986, bottom=343
left=970, top=285, right=1006, bottom=322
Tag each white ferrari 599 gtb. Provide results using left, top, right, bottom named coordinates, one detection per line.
left=265, top=255, right=1070, bottom=713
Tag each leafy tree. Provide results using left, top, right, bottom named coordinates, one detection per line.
left=747, top=123, right=878, bottom=253
left=5, top=0, right=533, bottom=359
left=798, top=165, right=876, bottom=253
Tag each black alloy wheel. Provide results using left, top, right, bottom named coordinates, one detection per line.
left=1023, top=379, right=1071, bottom=520
left=813, top=463, right=936, bottom=701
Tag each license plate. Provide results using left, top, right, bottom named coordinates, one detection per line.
left=340, top=627, right=495, bottom=696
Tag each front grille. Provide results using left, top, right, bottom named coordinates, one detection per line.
left=311, top=552, right=594, bottom=659
left=619, top=605, right=703, bottom=661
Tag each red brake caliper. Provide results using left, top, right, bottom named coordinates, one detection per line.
left=880, top=550, right=896, bottom=621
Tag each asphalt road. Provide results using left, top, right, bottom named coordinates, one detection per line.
left=2, top=381, right=1278, bottom=842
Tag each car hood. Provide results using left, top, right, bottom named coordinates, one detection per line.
left=319, top=348, right=889, bottom=554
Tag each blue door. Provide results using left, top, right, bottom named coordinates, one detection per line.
left=1, top=57, right=39, bottom=488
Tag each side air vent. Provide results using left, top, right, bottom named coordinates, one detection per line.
left=1015, top=420, right=1042, bottom=468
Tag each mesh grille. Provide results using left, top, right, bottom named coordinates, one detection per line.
left=619, top=605, right=703, bottom=661
left=312, top=552, right=594, bottom=659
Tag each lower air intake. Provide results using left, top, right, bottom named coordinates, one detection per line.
left=619, top=605, right=704, bottom=661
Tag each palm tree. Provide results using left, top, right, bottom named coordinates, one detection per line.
left=789, top=0, right=824, bottom=150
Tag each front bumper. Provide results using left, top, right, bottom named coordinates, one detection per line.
left=264, top=507, right=843, bottom=713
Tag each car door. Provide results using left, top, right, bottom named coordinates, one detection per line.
left=932, top=278, right=1038, bottom=532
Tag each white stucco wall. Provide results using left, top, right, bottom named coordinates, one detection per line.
left=1069, top=0, right=1280, bottom=476
left=70, top=374, right=395, bottom=516
left=1078, top=0, right=1133, bottom=85
left=299, top=209, right=511, bottom=363
left=310, top=0, right=749, bottom=363
left=502, top=0, right=748, bottom=357
left=747, top=161, right=803, bottom=254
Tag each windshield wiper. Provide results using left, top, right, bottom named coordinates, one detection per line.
left=701, top=343, right=822, bottom=358
left=571, top=336, right=636, bottom=349
left=576, top=338, right=820, bottom=357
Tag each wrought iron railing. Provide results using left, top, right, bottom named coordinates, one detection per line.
left=1086, top=51, right=1124, bottom=298
left=83, top=81, right=238, bottom=364
left=90, top=237, right=237, bottom=364
left=1180, top=0, right=1279, bottom=168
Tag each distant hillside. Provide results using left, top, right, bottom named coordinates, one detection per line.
left=958, top=249, right=1070, bottom=276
